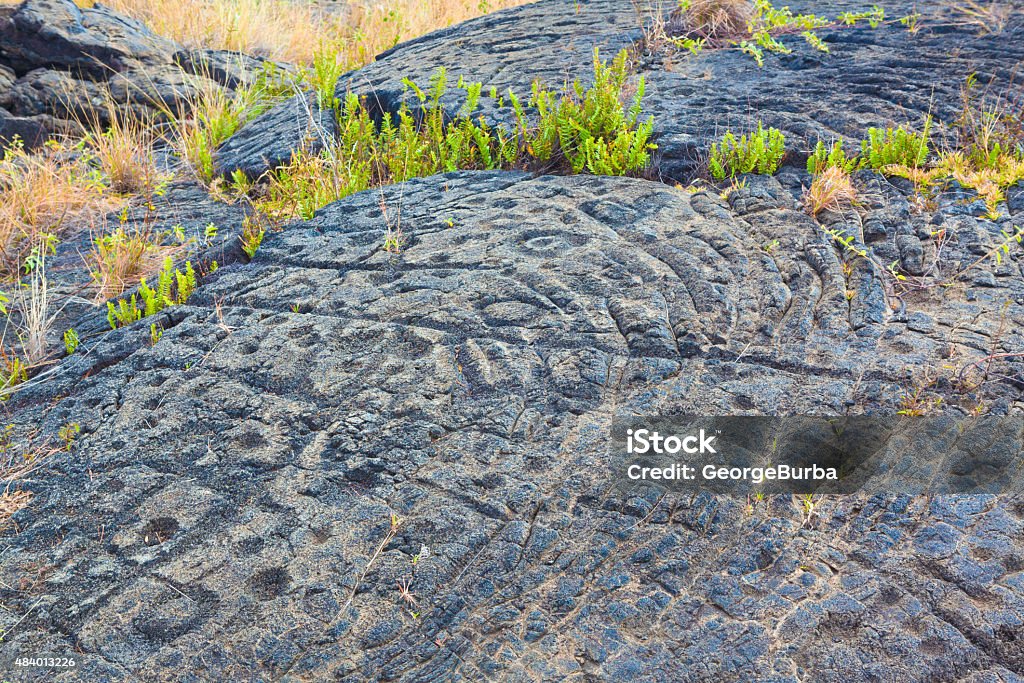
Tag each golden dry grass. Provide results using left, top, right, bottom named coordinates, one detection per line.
left=85, top=111, right=164, bottom=195
left=950, top=0, right=1010, bottom=34
left=0, top=142, right=114, bottom=277
left=674, top=0, right=754, bottom=41
left=0, top=0, right=533, bottom=65
left=87, top=226, right=179, bottom=299
left=90, top=0, right=533, bottom=66
left=803, top=166, right=858, bottom=215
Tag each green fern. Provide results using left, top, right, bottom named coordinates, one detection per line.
left=807, top=139, right=861, bottom=174
left=260, top=49, right=655, bottom=219
left=107, top=295, right=142, bottom=329
left=708, top=123, right=786, bottom=179
left=63, top=328, right=80, bottom=355
left=107, top=259, right=199, bottom=330
left=861, top=117, right=932, bottom=169
left=531, top=48, right=656, bottom=176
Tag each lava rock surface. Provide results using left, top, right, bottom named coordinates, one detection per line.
left=3, top=170, right=1024, bottom=681
left=0, top=0, right=277, bottom=148
left=2, top=0, right=1024, bottom=681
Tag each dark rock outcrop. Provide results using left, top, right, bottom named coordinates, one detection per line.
left=2, top=0, right=1024, bottom=681
left=215, top=0, right=1024, bottom=181
left=3, top=170, right=1023, bottom=681
left=0, top=0, right=278, bottom=148
left=212, top=93, right=337, bottom=178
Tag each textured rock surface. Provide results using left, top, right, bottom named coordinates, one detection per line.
left=213, top=94, right=338, bottom=178
left=30, top=180, right=255, bottom=357
left=3, top=0, right=1024, bottom=680
left=3, top=171, right=1023, bottom=681
left=0, top=0, right=276, bottom=148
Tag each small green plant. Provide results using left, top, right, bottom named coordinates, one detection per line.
left=382, top=226, right=404, bottom=254
left=308, top=43, right=346, bottom=108
left=887, top=260, right=907, bottom=282
left=899, top=11, right=922, bottom=33
left=837, top=6, right=886, bottom=27
left=861, top=117, right=932, bottom=170
left=670, top=36, right=706, bottom=54
left=0, top=349, right=28, bottom=399
left=670, top=0, right=884, bottom=65
left=58, top=422, right=80, bottom=451
left=528, top=49, right=656, bottom=175
left=107, top=258, right=198, bottom=330
left=990, top=225, right=1024, bottom=266
left=896, top=377, right=943, bottom=415
left=63, top=328, right=79, bottom=356
left=240, top=216, right=266, bottom=259
left=956, top=74, right=1022, bottom=170
left=797, top=493, right=819, bottom=527
left=708, top=122, right=786, bottom=179
left=107, top=295, right=142, bottom=329
left=21, top=234, right=58, bottom=275
left=822, top=226, right=867, bottom=258
left=261, top=50, right=654, bottom=220
left=749, top=0, right=834, bottom=57
left=150, top=322, right=163, bottom=345
left=807, top=139, right=860, bottom=174
left=229, top=169, right=253, bottom=197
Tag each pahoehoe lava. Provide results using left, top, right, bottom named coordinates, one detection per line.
left=1, top=0, right=1023, bottom=681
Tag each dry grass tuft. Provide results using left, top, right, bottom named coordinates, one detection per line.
left=804, top=166, right=858, bottom=215
left=950, top=0, right=1010, bottom=34
left=85, top=109, right=164, bottom=195
left=673, top=0, right=754, bottom=41
left=0, top=140, right=112, bottom=277
left=95, top=0, right=533, bottom=66
left=87, top=226, right=177, bottom=299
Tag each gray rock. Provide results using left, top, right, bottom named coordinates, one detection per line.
left=4, top=68, right=108, bottom=120
left=173, top=49, right=279, bottom=90
left=906, top=313, right=935, bottom=335
left=0, top=0, right=177, bottom=76
left=973, top=270, right=998, bottom=288
left=2, top=172, right=1022, bottom=681
left=0, top=0, right=283, bottom=143
left=3, top=0, right=1024, bottom=680
left=0, top=63, right=15, bottom=108
left=0, top=105, right=68, bottom=147
left=213, top=93, right=338, bottom=178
